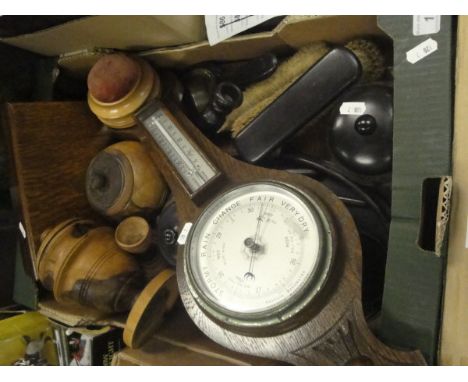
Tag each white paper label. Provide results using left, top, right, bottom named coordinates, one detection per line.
left=413, top=15, right=441, bottom=36
left=406, top=38, right=438, bottom=64
left=205, top=15, right=277, bottom=46
left=340, top=102, right=366, bottom=116
left=19, top=221, right=26, bottom=239
left=177, top=222, right=193, bottom=245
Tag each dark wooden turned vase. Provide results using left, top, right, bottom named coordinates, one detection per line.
left=37, top=218, right=144, bottom=313
left=86, top=140, right=168, bottom=219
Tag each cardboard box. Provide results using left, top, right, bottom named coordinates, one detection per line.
left=439, top=16, right=468, bottom=365
left=0, top=311, right=58, bottom=366
left=52, top=322, right=123, bottom=366
left=1, top=14, right=383, bottom=315
left=112, top=304, right=280, bottom=366
left=377, top=16, right=454, bottom=365
left=0, top=15, right=456, bottom=365
left=0, top=16, right=207, bottom=56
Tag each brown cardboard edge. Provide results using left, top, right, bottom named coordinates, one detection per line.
left=57, top=16, right=384, bottom=79
left=277, top=15, right=383, bottom=49
left=57, top=32, right=285, bottom=76
left=1, top=16, right=96, bottom=42
left=439, top=15, right=468, bottom=366
left=38, top=298, right=126, bottom=328
left=1, top=16, right=207, bottom=56
left=435, top=176, right=452, bottom=257
left=375, top=15, right=454, bottom=365
left=110, top=339, right=254, bottom=366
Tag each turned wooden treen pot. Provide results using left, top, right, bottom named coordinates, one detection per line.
left=87, top=53, right=161, bottom=129
left=115, top=215, right=170, bottom=282
left=37, top=218, right=179, bottom=349
left=115, top=215, right=152, bottom=254
left=37, top=218, right=143, bottom=312
left=86, top=140, right=168, bottom=219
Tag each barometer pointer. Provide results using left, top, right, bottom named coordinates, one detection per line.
left=243, top=202, right=264, bottom=281
left=130, top=99, right=426, bottom=365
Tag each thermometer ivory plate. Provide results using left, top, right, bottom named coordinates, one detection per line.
left=136, top=102, right=220, bottom=196
left=184, top=182, right=334, bottom=331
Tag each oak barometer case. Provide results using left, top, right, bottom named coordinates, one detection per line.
left=124, top=99, right=425, bottom=366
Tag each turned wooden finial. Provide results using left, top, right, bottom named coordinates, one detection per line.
left=87, top=53, right=141, bottom=104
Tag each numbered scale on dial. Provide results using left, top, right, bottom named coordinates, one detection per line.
left=185, top=182, right=334, bottom=331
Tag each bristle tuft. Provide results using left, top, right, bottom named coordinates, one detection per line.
left=345, top=39, right=386, bottom=82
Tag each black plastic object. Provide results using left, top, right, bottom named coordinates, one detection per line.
left=329, top=84, right=393, bottom=176
left=234, top=47, right=362, bottom=164
left=154, top=198, right=179, bottom=267
left=321, top=174, right=388, bottom=319
left=207, top=53, right=279, bottom=89
left=160, top=70, right=184, bottom=103
left=271, top=155, right=389, bottom=319
left=183, top=68, right=243, bottom=133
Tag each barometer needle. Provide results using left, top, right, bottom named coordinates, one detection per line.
left=245, top=201, right=269, bottom=279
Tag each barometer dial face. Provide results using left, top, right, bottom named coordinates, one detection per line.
left=184, top=182, right=334, bottom=329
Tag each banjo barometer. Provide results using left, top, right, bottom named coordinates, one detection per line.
left=127, top=99, right=425, bottom=366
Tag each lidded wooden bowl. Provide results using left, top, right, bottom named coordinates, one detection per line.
left=86, top=141, right=168, bottom=219
left=37, top=218, right=143, bottom=313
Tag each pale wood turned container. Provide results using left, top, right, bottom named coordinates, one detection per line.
left=86, top=141, right=168, bottom=220
left=37, top=218, right=144, bottom=313
left=87, top=53, right=161, bottom=129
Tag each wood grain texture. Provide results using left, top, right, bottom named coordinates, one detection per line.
left=126, top=100, right=426, bottom=365
left=86, top=140, right=168, bottom=219
left=2, top=102, right=113, bottom=278
left=1, top=100, right=426, bottom=365
left=121, top=302, right=282, bottom=366
left=37, top=218, right=142, bottom=313
left=1, top=100, right=277, bottom=366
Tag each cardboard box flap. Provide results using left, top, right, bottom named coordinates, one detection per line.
left=142, top=15, right=384, bottom=68
left=1, top=16, right=207, bottom=56
left=377, top=15, right=454, bottom=364
left=435, top=176, right=452, bottom=257
left=140, top=31, right=288, bottom=69
left=57, top=33, right=289, bottom=78
left=39, top=299, right=126, bottom=328
left=58, top=16, right=385, bottom=77
left=276, top=15, right=384, bottom=48
left=417, top=176, right=452, bottom=257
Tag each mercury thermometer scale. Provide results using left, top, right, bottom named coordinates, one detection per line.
left=137, top=103, right=220, bottom=197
